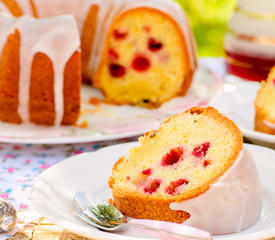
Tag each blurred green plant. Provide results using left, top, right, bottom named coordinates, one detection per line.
left=175, top=0, right=236, bottom=56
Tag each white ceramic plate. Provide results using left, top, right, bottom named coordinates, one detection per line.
left=31, top=142, right=275, bottom=240
left=210, top=76, right=275, bottom=148
left=0, top=66, right=222, bottom=144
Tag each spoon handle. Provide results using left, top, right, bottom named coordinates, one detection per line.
left=128, top=219, right=211, bottom=240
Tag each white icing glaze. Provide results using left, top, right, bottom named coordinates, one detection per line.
left=238, top=0, right=275, bottom=15
left=170, top=148, right=262, bottom=235
left=71, top=0, right=99, bottom=34
left=16, top=0, right=33, bottom=15
left=0, top=2, right=11, bottom=15
left=32, top=0, right=65, bottom=17
left=264, top=120, right=275, bottom=129
left=0, top=14, right=16, bottom=56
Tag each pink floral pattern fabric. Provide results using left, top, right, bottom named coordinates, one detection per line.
left=0, top=139, right=134, bottom=239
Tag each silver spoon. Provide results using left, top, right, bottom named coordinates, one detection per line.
left=73, top=191, right=212, bottom=240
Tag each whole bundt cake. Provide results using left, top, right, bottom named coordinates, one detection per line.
left=0, top=0, right=197, bottom=126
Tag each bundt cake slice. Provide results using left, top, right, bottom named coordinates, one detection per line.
left=255, top=66, right=275, bottom=134
left=109, top=107, right=262, bottom=234
left=94, top=3, right=197, bottom=107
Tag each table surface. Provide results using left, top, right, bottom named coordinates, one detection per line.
left=0, top=58, right=225, bottom=239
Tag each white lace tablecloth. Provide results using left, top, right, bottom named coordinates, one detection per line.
left=0, top=58, right=225, bottom=239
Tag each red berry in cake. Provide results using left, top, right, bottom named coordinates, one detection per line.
left=143, top=26, right=151, bottom=33
left=165, top=179, right=189, bottom=195
left=192, top=142, right=210, bottom=158
left=113, top=29, right=128, bottom=40
left=161, top=147, right=184, bottom=166
left=142, top=168, right=152, bottom=175
left=108, top=48, right=119, bottom=61
left=273, top=79, right=275, bottom=85
left=132, top=55, right=151, bottom=72
left=109, top=64, right=126, bottom=77
left=144, top=179, right=162, bottom=194
left=203, top=160, right=211, bottom=168
left=148, top=38, right=163, bottom=52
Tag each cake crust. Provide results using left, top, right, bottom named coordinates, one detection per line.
left=0, top=30, right=22, bottom=124
left=29, top=52, right=55, bottom=125
left=62, top=51, right=81, bottom=125
left=29, top=0, right=38, bottom=18
left=255, top=67, right=275, bottom=135
left=81, top=4, right=99, bottom=81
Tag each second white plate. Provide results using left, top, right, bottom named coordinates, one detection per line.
left=31, top=142, right=275, bottom=240
left=210, top=76, right=275, bottom=148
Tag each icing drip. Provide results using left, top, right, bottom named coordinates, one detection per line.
left=169, top=148, right=262, bottom=235
left=0, top=2, right=11, bottom=14
left=0, top=14, right=15, bottom=56
left=17, top=17, right=31, bottom=123
left=16, top=0, right=33, bottom=15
